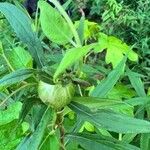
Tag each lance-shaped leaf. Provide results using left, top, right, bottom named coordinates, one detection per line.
left=66, top=133, right=140, bottom=150
left=91, top=57, right=126, bottom=97
left=54, top=43, right=97, bottom=80
left=17, top=107, right=55, bottom=150
left=0, top=3, right=44, bottom=68
left=127, top=69, right=146, bottom=97
left=69, top=102, right=150, bottom=133
left=0, top=69, right=34, bottom=87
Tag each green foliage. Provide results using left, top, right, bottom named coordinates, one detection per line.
left=94, top=33, right=138, bottom=67
left=0, top=121, right=29, bottom=150
left=91, top=57, right=126, bottom=97
left=54, top=43, right=97, bottom=80
left=38, top=1, right=73, bottom=45
left=0, top=2, right=45, bottom=68
left=0, top=69, right=34, bottom=87
left=0, top=0, right=149, bottom=149
left=17, top=107, right=55, bottom=150
left=67, top=133, right=140, bottom=150
left=0, top=102, right=29, bottom=150
left=0, top=102, right=22, bottom=125
left=5, top=47, right=33, bottom=70
left=69, top=102, right=150, bottom=133
left=75, top=20, right=100, bottom=42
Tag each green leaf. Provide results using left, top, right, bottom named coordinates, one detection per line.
left=17, top=107, right=55, bottom=150
left=40, top=134, right=59, bottom=150
left=38, top=1, right=73, bottom=45
left=0, top=102, right=28, bottom=150
left=0, top=3, right=44, bottom=68
left=5, top=47, right=33, bottom=70
left=72, top=97, right=130, bottom=109
left=122, top=133, right=137, bottom=143
left=72, top=96, right=133, bottom=116
left=19, top=98, right=40, bottom=123
left=75, top=20, right=100, bottom=41
left=74, top=96, right=150, bottom=117
left=69, top=102, right=150, bottom=133
left=0, top=121, right=29, bottom=150
left=125, top=97, right=150, bottom=107
left=79, top=121, right=95, bottom=132
left=94, top=33, right=138, bottom=68
left=148, top=88, right=150, bottom=96
left=127, top=69, right=146, bottom=97
left=66, top=133, right=140, bottom=150
left=76, top=16, right=85, bottom=45
left=107, top=83, right=136, bottom=100
left=54, top=43, right=97, bottom=80
left=0, top=69, right=34, bottom=87
left=0, top=101, right=22, bottom=125
left=140, top=133, right=150, bottom=150
left=91, top=57, right=126, bottom=97
left=0, top=41, right=3, bottom=54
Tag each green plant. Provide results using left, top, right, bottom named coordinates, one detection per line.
left=0, top=0, right=150, bottom=150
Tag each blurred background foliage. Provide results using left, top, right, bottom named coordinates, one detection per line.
left=69, top=0, right=150, bottom=91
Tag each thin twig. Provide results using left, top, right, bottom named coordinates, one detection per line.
left=0, top=83, right=36, bottom=107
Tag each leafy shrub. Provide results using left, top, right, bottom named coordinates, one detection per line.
left=0, top=0, right=149, bottom=150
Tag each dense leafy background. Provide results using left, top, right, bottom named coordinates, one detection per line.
left=0, top=0, right=149, bottom=150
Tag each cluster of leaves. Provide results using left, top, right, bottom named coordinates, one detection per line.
left=0, top=0, right=150, bottom=150
left=83, top=0, right=150, bottom=84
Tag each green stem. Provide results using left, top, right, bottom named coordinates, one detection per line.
left=56, top=110, right=66, bottom=150
left=48, top=0, right=81, bottom=47
left=78, top=84, right=83, bottom=96
left=0, top=83, right=36, bottom=107
left=39, top=131, right=54, bottom=150
left=35, top=5, right=39, bottom=33
left=119, top=133, right=122, bottom=141
left=2, top=53, right=14, bottom=71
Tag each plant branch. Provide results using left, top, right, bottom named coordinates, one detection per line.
left=56, top=110, right=66, bottom=150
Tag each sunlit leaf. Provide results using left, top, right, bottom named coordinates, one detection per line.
left=94, top=33, right=138, bottom=68
left=0, top=121, right=29, bottom=150
left=5, top=47, right=33, bottom=70
left=38, top=1, right=73, bottom=44
left=107, top=83, right=136, bottom=100
left=75, top=20, right=100, bottom=41
left=0, top=102, right=22, bottom=125
left=0, top=102, right=28, bottom=150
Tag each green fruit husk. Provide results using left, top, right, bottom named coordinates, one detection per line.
left=38, top=81, right=75, bottom=110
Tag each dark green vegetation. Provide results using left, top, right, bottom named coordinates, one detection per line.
left=0, top=0, right=150, bottom=149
